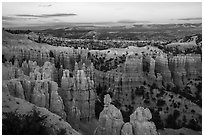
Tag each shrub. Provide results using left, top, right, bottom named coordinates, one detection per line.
left=150, top=108, right=164, bottom=129
left=121, top=110, right=131, bottom=123
left=166, top=114, right=178, bottom=129
left=144, top=99, right=150, bottom=104
left=95, top=100, right=104, bottom=119
left=2, top=109, right=48, bottom=135
left=186, top=119, right=202, bottom=131
left=173, top=110, right=180, bottom=119
left=157, top=99, right=166, bottom=107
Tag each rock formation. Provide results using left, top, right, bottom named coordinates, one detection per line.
left=169, top=54, right=202, bottom=88
left=155, top=54, right=172, bottom=86
left=147, top=57, right=157, bottom=85
left=121, top=122, right=133, bottom=135
left=130, top=107, right=158, bottom=135
left=60, top=67, right=96, bottom=122
left=3, top=61, right=67, bottom=120
left=95, top=94, right=124, bottom=135
left=6, top=79, right=25, bottom=99
left=5, top=78, right=67, bottom=120
left=169, top=55, right=187, bottom=88
left=2, top=62, right=24, bottom=80
left=70, top=99, right=81, bottom=130
left=3, top=41, right=89, bottom=72
left=75, top=70, right=95, bottom=121
left=49, top=81, right=67, bottom=119
left=95, top=94, right=158, bottom=135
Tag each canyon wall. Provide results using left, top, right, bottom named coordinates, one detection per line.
left=2, top=31, right=202, bottom=134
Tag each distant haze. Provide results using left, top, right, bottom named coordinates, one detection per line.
left=2, top=2, right=202, bottom=28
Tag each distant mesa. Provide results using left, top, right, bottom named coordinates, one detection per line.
left=38, top=4, right=52, bottom=7
left=3, top=16, right=38, bottom=21
left=2, top=16, right=17, bottom=21
left=117, top=20, right=151, bottom=24
left=176, top=17, right=202, bottom=21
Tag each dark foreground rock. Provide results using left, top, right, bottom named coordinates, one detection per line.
left=2, top=92, right=79, bottom=135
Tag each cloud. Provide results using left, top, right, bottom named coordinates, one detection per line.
left=16, top=13, right=77, bottom=18
left=38, top=4, right=52, bottom=7
left=177, top=17, right=202, bottom=21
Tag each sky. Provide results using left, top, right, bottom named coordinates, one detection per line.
left=2, top=2, right=202, bottom=28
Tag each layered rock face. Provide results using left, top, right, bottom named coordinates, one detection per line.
left=32, top=80, right=66, bottom=119
left=169, top=54, right=202, bottom=88
left=146, top=56, right=157, bottom=85
left=185, top=54, right=202, bottom=79
left=123, top=54, right=143, bottom=81
left=3, top=44, right=89, bottom=71
left=95, top=94, right=158, bottom=135
left=120, top=54, right=144, bottom=88
left=6, top=79, right=25, bottom=99
left=60, top=63, right=96, bottom=122
left=2, top=62, right=24, bottom=80
left=155, top=54, right=172, bottom=86
left=169, top=55, right=187, bottom=88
